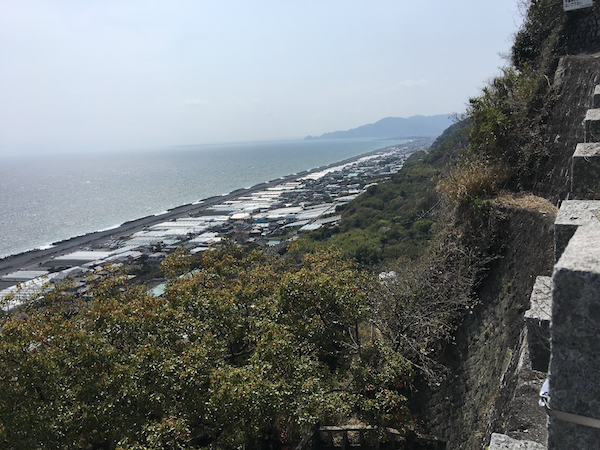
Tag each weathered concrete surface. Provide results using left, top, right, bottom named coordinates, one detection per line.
left=489, top=433, right=545, bottom=450
left=549, top=223, right=600, bottom=449
left=594, top=85, right=600, bottom=108
left=491, top=335, right=548, bottom=445
left=572, top=142, right=600, bottom=195
left=554, top=200, right=600, bottom=261
left=524, top=276, right=552, bottom=373
left=584, top=109, right=600, bottom=143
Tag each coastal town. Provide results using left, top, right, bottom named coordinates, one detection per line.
left=0, top=139, right=430, bottom=308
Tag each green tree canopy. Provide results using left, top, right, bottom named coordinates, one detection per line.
left=0, top=246, right=412, bottom=449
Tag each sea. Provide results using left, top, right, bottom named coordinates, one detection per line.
left=0, top=138, right=408, bottom=259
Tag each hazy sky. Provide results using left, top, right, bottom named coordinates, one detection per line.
left=0, top=1, right=524, bottom=154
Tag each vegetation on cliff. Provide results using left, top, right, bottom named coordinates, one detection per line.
left=440, top=0, right=569, bottom=202
left=293, top=0, right=573, bottom=398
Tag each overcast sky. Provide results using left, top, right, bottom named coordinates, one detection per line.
left=0, top=1, right=524, bottom=155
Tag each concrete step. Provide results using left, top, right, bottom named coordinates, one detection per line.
left=525, top=276, right=552, bottom=373
left=554, top=200, right=600, bottom=261
left=584, top=109, right=600, bottom=142
left=489, top=433, right=545, bottom=449
left=583, top=108, right=600, bottom=142
left=549, top=223, right=600, bottom=448
left=572, top=143, right=600, bottom=195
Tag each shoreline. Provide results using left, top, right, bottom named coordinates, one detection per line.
left=0, top=143, right=412, bottom=277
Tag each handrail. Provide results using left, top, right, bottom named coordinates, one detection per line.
left=295, top=423, right=405, bottom=450
left=295, top=423, right=445, bottom=450
left=294, top=422, right=320, bottom=450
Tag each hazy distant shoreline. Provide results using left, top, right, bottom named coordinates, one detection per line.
left=2, top=138, right=409, bottom=261
left=0, top=143, right=406, bottom=277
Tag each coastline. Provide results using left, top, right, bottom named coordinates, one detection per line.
left=0, top=143, right=412, bottom=278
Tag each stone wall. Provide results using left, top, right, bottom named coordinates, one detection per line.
left=532, top=57, right=600, bottom=205
left=410, top=197, right=556, bottom=450
left=564, top=5, right=600, bottom=55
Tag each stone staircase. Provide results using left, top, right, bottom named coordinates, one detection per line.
left=490, top=86, right=600, bottom=449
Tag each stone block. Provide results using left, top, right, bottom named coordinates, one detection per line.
left=594, top=85, right=600, bottom=108
left=572, top=142, right=600, bottom=194
left=584, top=109, right=600, bottom=142
left=489, top=433, right=545, bottom=450
left=554, top=200, right=600, bottom=261
left=524, top=276, right=552, bottom=372
left=549, top=224, right=600, bottom=449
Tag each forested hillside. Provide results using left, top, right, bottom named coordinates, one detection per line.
left=297, top=121, right=469, bottom=264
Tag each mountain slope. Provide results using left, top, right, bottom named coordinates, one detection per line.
left=305, top=115, right=453, bottom=140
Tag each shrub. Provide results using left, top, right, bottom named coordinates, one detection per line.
left=437, top=159, right=510, bottom=205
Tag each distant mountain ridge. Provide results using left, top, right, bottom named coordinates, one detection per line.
left=305, top=115, right=453, bottom=140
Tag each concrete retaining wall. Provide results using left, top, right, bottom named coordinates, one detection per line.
left=548, top=224, right=600, bottom=448
left=565, top=5, right=600, bottom=54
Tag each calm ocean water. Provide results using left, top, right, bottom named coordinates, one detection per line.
left=0, top=138, right=406, bottom=258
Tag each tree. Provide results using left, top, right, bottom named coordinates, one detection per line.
left=0, top=246, right=412, bottom=449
